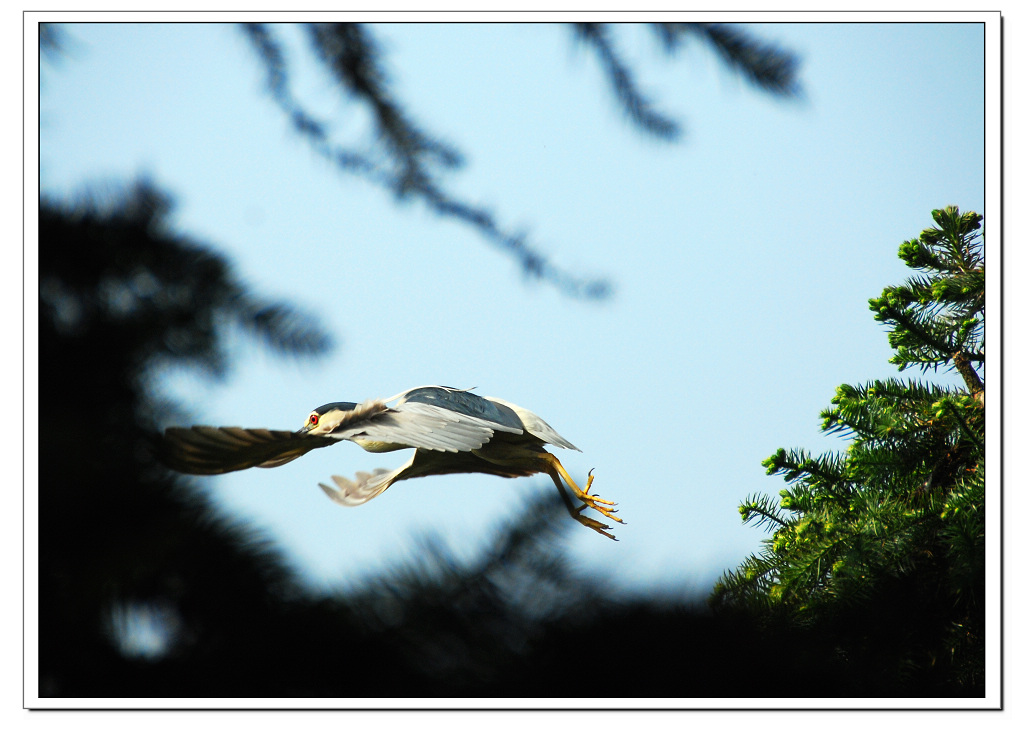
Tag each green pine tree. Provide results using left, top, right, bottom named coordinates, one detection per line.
left=712, top=206, right=985, bottom=695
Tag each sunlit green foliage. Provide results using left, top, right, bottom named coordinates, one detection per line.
left=713, top=207, right=985, bottom=693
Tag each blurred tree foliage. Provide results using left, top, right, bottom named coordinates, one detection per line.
left=37, top=188, right=982, bottom=698
left=38, top=23, right=980, bottom=700
left=238, top=21, right=801, bottom=300
left=712, top=207, right=985, bottom=695
left=37, top=188, right=983, bottom=696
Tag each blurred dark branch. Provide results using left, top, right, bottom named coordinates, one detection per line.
left=574, top=22, right=801, bottom=138
left=305, top=23, right=464, bottom=183
left=574, top=23, right=681, bottom=140
left=40, top=23, right=67, bottom=59
left=238, top=22, right=802, bottom=301
left=663, top=23, right=802, bottom=97
left=241, top=22, right=612, bottom=301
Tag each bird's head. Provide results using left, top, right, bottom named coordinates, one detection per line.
left=300, top=401, right=359, bottom=436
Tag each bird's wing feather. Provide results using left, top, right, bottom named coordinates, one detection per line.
left=318, top=448, right=530, bottom=507
left=332, top=399, right=524, bottom=453
left=161, top=426, right=335, bottom=475
left=396, top=386, right=525, bottom=430
left=318, top=462, right=409, bottom=506
left=482, top=396, right=581, bottom=451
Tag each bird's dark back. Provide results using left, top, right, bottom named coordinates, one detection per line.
left=402, top=387, right=523, bottom=431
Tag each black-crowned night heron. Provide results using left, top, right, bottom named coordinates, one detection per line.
left=161, top=385, right=622, bottom=539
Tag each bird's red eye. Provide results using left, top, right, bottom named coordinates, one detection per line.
left=309, top=414, right=319, bottom=427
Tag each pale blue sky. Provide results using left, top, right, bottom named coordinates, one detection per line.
left=39, top=20, right=987, bottom=595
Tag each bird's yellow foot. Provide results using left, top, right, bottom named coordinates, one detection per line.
left=574, top=469, right=616, bottom=505
left=571, top=507, right=618, bottom=541
left=544, top=455, right=623, bottom=539
left=572, top=469, right=624, bottom=524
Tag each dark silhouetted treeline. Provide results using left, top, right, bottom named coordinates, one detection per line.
left=37, top=184, right=981, bottom=700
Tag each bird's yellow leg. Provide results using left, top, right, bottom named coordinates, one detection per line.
left=540, top=453, right=622, bottom=524
left=550, top=471, right=618, bottom=541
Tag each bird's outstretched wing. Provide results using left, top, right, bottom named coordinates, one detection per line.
left=161, top=387, right=538, bottom=478
left=319, top=448, right=531, bottom=506
left=318, top=467, right=398, bottom=506
left=390, top=386, right=578, bottom=452
left=482, top=395, right=580, bottom=451
left=161, top=426, right=336, bottom=475
left=354, top=401, right=523, bottom=451
left=321, top=388, right=526, bottom=453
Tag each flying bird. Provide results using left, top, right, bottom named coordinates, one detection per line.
left=160, top=385, right=622, bottom=539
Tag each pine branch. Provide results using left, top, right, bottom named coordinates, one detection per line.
left=934, top=397, right=985, bottom=453
left=304, top=23, right=463, bottom=184
left=716, top=208, right=984, bottom=692
left=240, top=22, right=612, bottom=301
left=575, top=22, right=801, bottom=142
left=739, top=493, right=790, bottom=532
left=573, top=23, right=680, bottom=139
left=952, top=350, right=985, bottom=400
left=669, top=22, right=802, bottom=97
left=872, top=295, right=957, bottom=369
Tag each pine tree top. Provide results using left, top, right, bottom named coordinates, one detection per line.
left=712, top=206, right=985, bottom=692
left=868, top=206, right=984, bottom=387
